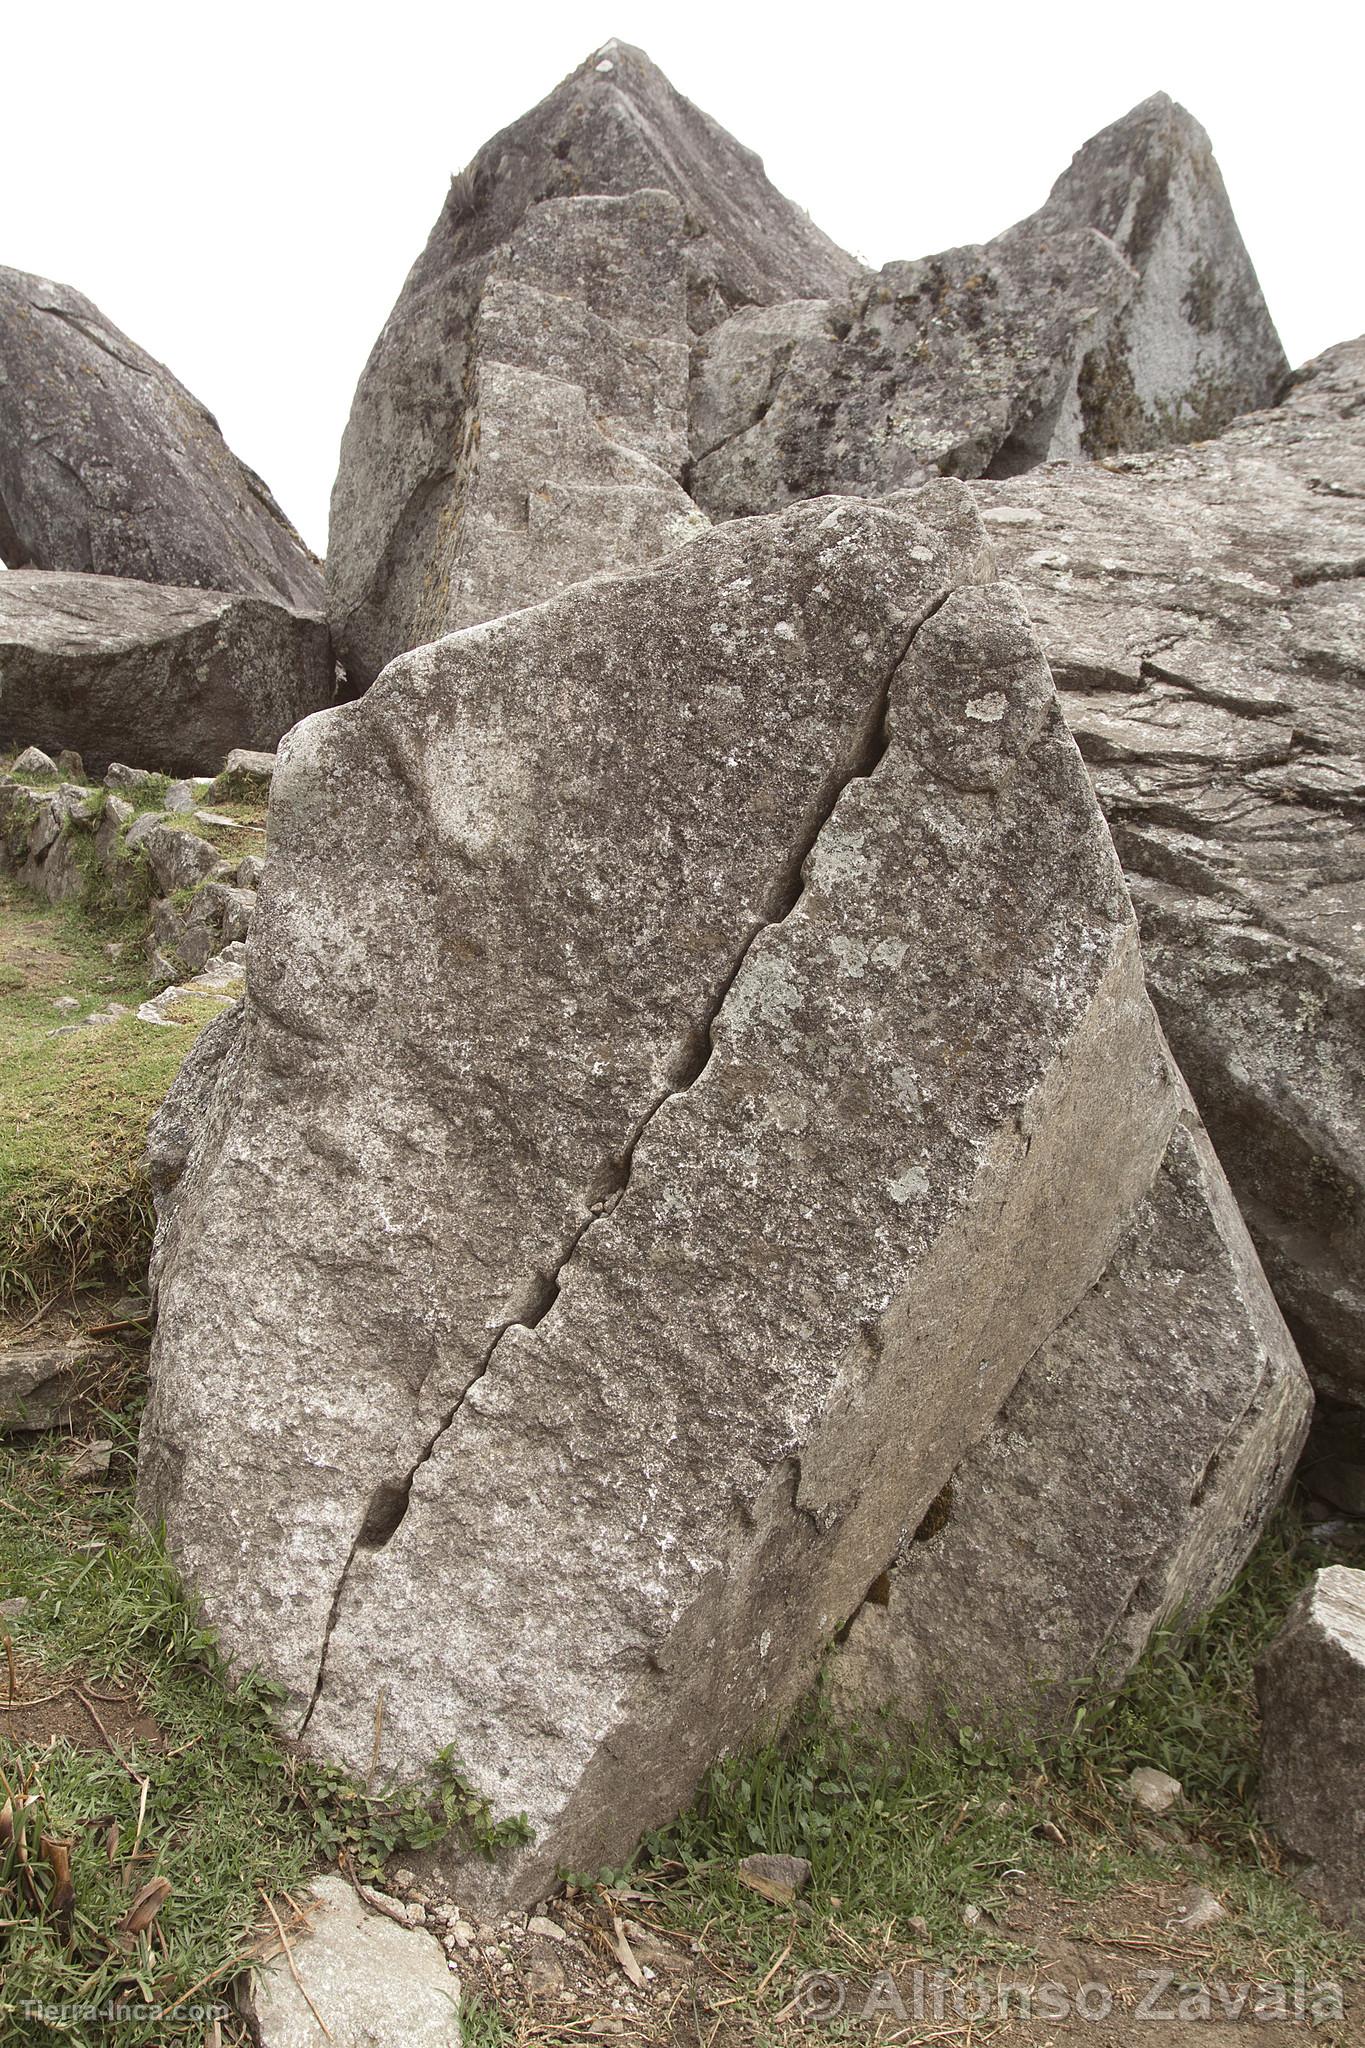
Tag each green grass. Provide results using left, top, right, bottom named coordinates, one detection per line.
left=0, top=1405, right=524, bottom=2046
left=0, top=882, right=194, bottom=1314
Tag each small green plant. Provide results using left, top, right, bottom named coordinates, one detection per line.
left=301, top=1747, right=533, bottom=1879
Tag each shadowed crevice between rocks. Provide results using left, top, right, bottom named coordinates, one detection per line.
left=295, top=582, right=954, bottom=1739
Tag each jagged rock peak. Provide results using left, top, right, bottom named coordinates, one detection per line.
left=690, top=89, right=1289, bottom=516
left=0, top=266, right=323, bottom=612
left=436, top=40, right=859, bottom=326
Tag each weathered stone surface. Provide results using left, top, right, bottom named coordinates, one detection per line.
left=0, top=1336, right=118, bottom=1432
left=1258, top=1566, right=1365, bottom=1924
left=0, top=266, right=322, bottom=609
left=0, top=570, right=333, bottom=775
left=692, top=94, right=1286, bottom=517
left=327, top=42, right=856, bottom=686
left=238, top=1875, right=460, bottom=2045
left=831, top=1112, right=1311, bottom=1731
left=970, top=337, right=1365, bottom=1417
left=141, top=495, right=1176, bottom=1906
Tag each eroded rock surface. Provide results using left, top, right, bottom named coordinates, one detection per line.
left=970, top=337, right=1365, bottom=1419
left=0, top=266, right=321, bottom=609
left=327, top=41, right=857, bottom=686
left=832, top=1111, right=1311, bottom=1731
left=0, top=570, right=333, bottom=775
left=1258, top=1566, right=1365, bottom=1925
left=691, top=94, right=1286, bottom=517
left=141, top=496, right=1176, bottom=1906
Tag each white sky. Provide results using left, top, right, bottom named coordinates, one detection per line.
left=6, top=0, right=1361, bottom=555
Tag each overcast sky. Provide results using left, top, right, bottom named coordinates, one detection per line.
left=7, top=1, right=1361, bottom=555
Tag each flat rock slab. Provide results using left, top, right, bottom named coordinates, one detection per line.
left=141, top=495, right=1175, bottom=1907
left=239, top=1876, right=460, bottom=2045
left=691, top=93, right=1287, bottom=517
left=832, top=1112, right=1311, bottom=1730
left=0, top=265, right=321, bottom=610
left=970, top=335, right=1365, bottom=1419
left=1258, top=1566, right=1365, bottom=1925
left=0, top=570, right=333, bottom=775
left=327, top=39, right=857, bottom=685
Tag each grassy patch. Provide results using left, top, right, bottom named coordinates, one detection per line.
left=626, top=1509, right=1361, bottom=2021
left=0, top=1405, right=522, bottom=2046
left=0, top=882, right=195, bottom=1314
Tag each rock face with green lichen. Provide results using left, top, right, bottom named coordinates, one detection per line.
left=0, top=266, right=322, bottom=611
left=326, top=40, right=857, bottom=688
left=691, top=94, right=1287, bottom=517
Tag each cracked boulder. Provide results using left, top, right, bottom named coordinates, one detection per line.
left=326, top=41, right=856, bottom=687
left=0, top=265, right=322, bottom=610
left=140, top=493, right=1176, bottom=1906
left=1258, top=1566, right=1365, bottom=1925
left=0, top=570, right=333, bottom=775
left=970, top=336, right=1365, bottom=1432
left=831, top=1110, right=1312, bottom=1733
left=691, top=93, right=1286, bottom=517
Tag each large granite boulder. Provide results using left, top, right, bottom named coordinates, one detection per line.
left=832, top=1111, right=1312, bottom=1732
left=970, top=337, right=1365, bottom=1433
left=0, top=571, right=333, bottom=776
left=326, top=41, right=857, bottom=687
left=691, top=94, right=1286, bottom=517
left=0, top=267, right=322, bottom=610
left=1258, top=1566, right=1365, bottom=1925
left=141, top=493, right=1176, bottom=1907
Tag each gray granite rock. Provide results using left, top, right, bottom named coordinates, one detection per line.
left=0, top=266, right=321, bottom=609
left=0, top=1336, right=118, bottom=1432
left=238, top=1875, right=460, bottom=2045
left=969, top=336, right=1365, bottom=1421
left=831, top=1111, right=1311, bottom=1732
left=1258, top=1566, right=1365, bottom=1925
left=327, top=42, right=857, bottom=686
left=692, top=94, right=1286, bottom=516
left=141, top=494, right=1175, bottom=1908
left=0, top=570, right=333, bottom=775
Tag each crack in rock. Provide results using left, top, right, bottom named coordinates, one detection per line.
left=297, top=593, right=947, bottom=1736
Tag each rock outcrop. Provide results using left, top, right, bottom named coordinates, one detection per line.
left=1258, top=1565, right=1365, bottom=1925
left=0, top=571, right=332, bottom=775
left=971, top=337, right=1365, bottom=1433
left=141, top=494, right=1177, bottom=1906
left=832, top=1111, right=1311, bottom=1731
left=691, top=94, right=1287, bottom=517
left=326, top=41, right=856, bottom=686
left=0, top=266, right=322, bottom=610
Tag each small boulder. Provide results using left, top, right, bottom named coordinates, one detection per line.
left=238, top=1875, right=459, bottom=2045
left=1257, top=1566, right=1365, bottom=1924
left=10, top=745, right=56, bottom=777
left=1128, top=1768, right=1185, bottom=1817
left=0, top=1337, right=117, bottom=1433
